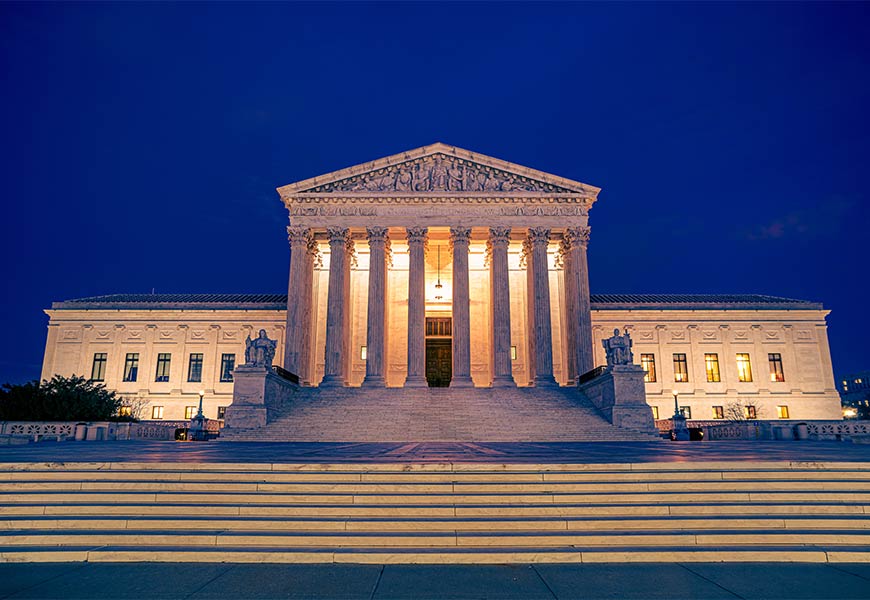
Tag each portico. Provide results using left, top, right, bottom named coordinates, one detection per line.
left=279, top=143, right=597, bottom=389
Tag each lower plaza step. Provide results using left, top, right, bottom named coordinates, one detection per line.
left=220, top=387, right=660, bottom=442
left=1, top=460, right=870, bottom=563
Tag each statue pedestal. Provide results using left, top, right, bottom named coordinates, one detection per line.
left=224, top=366, right=297, bottom=431
left=671, top=414, right=690, bottom=441
left=578, top=365, right=658, bottom=435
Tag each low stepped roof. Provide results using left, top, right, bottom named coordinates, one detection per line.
left=52, top=293, right=823, bottom=311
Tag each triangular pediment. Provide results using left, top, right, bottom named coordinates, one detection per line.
left=277, top=143, right=599, bottom=197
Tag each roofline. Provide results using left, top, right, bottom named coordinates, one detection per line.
left=276, top=142, right=601, bottom=197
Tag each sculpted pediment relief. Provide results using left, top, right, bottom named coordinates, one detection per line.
left=302, top=153, right=572, bottom=194
left=279, top=143, right=599, bottom=198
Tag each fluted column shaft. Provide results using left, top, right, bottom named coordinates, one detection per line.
left=363, top=227, right=389, bottom=387
left=489, top=227, right=515, bottom=387
left=569, top=226, right=594, bottom=376
left=450, top=227, right=474, bottom=387
left=528, top=227, right=557, bottom=386
left=523, top=238, right=536, bottom=386
left=284, top=226, right=313, bottom=377
left=405, top=227, right=428, bottom=387
left=299, top=241, right=317, bottom=385
left=320, top=227, right=351, bottom=388
left=561, top=238, right=578, bottom=386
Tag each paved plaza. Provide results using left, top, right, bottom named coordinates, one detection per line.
left=3, top=562, right=870, bottom=599
left=0, top=440, right=869, bottom=465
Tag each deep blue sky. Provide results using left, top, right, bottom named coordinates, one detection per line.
left=1, top=2, right=868, bottom=384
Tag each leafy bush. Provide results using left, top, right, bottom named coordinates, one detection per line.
left=0, top=375, right=123, bottom=421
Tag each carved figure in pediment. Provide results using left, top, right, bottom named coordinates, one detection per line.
left=447, top=162, right=465, bottom=191
left=395, top=169, right=413, bottom=191
left=483, top=172, right=501, bottom=191
left=414, top=162, right=431, bottom=191
left=430, top=157, right=449, bottom=191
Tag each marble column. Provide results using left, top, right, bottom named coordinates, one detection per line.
left=284, top=225, right=312, bottom=377
left=523, top=238, right=536, bottom=386
left=560, top=236, right=578, bottom=386
left=489, top=227, right=515, bottom=387
left=299, top=237, right=318, bottom=385
left=569, top=226, right=594, bottom=376
left=450, top=227, right=474, bottom=388
left=528, top=227, right=557, bottom=387
left=320, top=227, right=350, bottom=388
left=363, top=227, right=389, bottom=387
left=405, top=227, right=428, bottom=388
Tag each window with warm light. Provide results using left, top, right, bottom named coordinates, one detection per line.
left=151, top=406, right=164, bottom=419
left=768, top=353, right=785, bottom=382
left=155, top=354, right=171, bottom=382
left=736, top=353, right=753, bottom=382
left=777, top=405, right=789, bottom=419
left=641, top=354, right=656, bottom=382
left=360, top=346, right=367, bottom=360
left=679, top=406, right=692, bottom=419
left=187, top=353, right=203, bottom=383
left=90, top=353, right=107, bottom=382
left=511, top=346, right=517, bottom=360
left=118, top=406, right=132, bottom=418
left=744, top=405, right=757, bottom=419
left=651, top=406, right=659, bottom=419
left=713, top=405, right=724, bottom=419
left=704, top=353, right=721, bottom=383
left=673, top=354, right=688, bottom=382
left=217, top=406, right=227, bottom=420
left=220, top=354, right=235, bottom=382
left=123, top=353, right=139, bottom=382
left=184, top=406, right=197, bottom=419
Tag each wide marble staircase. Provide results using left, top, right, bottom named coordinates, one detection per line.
left=1, top=460, right=870, bottom=563
left=222, top=387, right=658, bottom=442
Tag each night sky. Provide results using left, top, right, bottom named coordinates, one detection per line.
left=2, top=2, right=868, bottom=384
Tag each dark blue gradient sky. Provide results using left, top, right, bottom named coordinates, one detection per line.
left=1, top=2, right=868, bottom=383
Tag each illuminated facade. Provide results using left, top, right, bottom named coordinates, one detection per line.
left=40, top=144, right=843, bottom=425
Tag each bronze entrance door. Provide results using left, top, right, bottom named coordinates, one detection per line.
left=425, top=339, right=452, bottom=387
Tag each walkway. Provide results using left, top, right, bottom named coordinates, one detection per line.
left=3, top=562, right=870, bottom=599
left=0, top=440, right=869, bottom=464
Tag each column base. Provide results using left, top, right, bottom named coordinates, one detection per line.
left=318, top=375, right=346, bottom=389
left=490, top=375, right=517, bottom=388
left=533, top=375, right=559, bottom=388
left=362, top=375, right=386, bottom=388
left=449, top=376, right=475, bottom=388
left=403, top=375, right=429, bottom=388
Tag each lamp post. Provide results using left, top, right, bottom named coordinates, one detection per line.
left=189, top=390, right=207, bottom=441
left=670, top=390, right=689, bottom=441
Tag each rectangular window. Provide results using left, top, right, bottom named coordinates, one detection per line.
left=744, top=405, right=757, bottom=419
left=90, top=353, right=107, bottom=382
left=641, top=354, right=657, bottom=383
left=151, top=406, right=164, bottom=419
left=217, top=406, right=227, bottom=420
left=704, top=353, right=721, bottom=383
left=123, top=353, right=139, bottom=382
left=425, top=317, right=452, bottom=337
left=769, top=353, right=785, bottom=382
left=119, top=406, right=132, bottom=418
left=736, top=353, right=753, bottom=382
left=155, top=353, right=171, bottom=382
left=651, top=406, right=659, bottom=420
left=220, top=353, right=235, bottom=382
left=184, top=406, right=197, bottom=419
left=673, top=354, right=689, bottom=382
left=713, top=405, right=724, bottom=420
left=188, top=353, right=204, bottom=383
left=777, top=405, right=790, bottom=419
left=360, top=346, right=367, bottom=360
left=511, top=346, right=518, bottom=361
left=679, top=406, right=692, bottom=419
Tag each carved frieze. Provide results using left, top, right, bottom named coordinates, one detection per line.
left=302, top=153, right=573, bottom=194
left=287, top=203, right=589, bottom=218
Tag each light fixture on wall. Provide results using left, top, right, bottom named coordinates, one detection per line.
left=434, top=246, right=443, bottom=300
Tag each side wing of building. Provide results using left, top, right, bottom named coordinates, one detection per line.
left=40, top=293, right=841, bottom=422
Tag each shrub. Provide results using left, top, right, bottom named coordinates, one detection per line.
left=0, top=375, right=122, bottom=421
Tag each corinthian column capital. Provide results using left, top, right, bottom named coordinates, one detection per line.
left=366, top=226, right=389, bottom=244
left=326, top=227, right=349, bottom=244
left=527, top=227, right=551, bottom=247
left=406, top=226, right=428, bottom=245
left=287, top=225, right=312, bottom=248
left=488, top=226, right=512, bottom=248
left=565, top=226, right=591, bottom=249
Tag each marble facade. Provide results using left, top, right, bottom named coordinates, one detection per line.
left=39, top=144, right=843, bottom=424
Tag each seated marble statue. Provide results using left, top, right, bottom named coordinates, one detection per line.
left=602, top=328, right=634, bottom=367
left=244, top=329, right=277, bottom=368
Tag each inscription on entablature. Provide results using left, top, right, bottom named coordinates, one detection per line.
left=288, top=204, right=588, bottom=218
left=302, top=153, right=573, bottom=194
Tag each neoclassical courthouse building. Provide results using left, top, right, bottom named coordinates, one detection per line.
left=40, top=144, right=842, bottom=432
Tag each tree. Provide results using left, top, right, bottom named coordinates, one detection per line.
left=724, top=400, right=765, bottom=422
left=117, top=396, right=149, bottom=421
left=0, top=375, right=122, bottom=421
